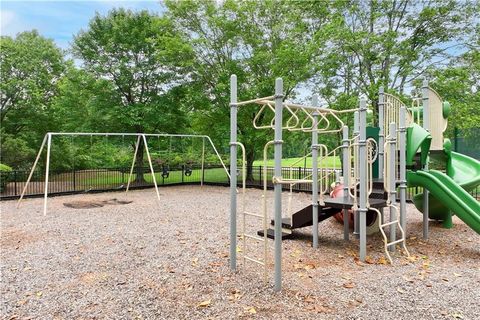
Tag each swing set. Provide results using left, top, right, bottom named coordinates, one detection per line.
left=16, top=132, right=229, bottom=216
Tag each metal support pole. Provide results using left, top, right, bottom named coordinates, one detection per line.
left=358, top=98, right=367, bottom=261
left=142, top=135, right=161, bottom=202
left=126, top=135, right=141, bottom=194
left=201, top=137, right=205, bottom=186
left=342, top=125, right=349, bottom=241
left=229, top=74, right=238, bottom=271
left=311, top=95, right=319, bottom=249
left=399, top=107, right=407, bottom=234
left=388, top=122, right=397, bottom=252
left=353, top=111, right=360, bottom=238
left=274, top=78, right=283, bottom=292
left=43, top=133, right=52, bottom=216
left=17, top=134, right=47, bottom=208
left=378, top=86, right=384, bottom=178
left=422, top=79, right=429, bottom=239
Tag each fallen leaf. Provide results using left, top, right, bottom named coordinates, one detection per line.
left=246, top=307, right=257, bottom=314
left=191, top=258, right=199, bottom=267
left=377, top=257, right=388, bottom=265
left=197, top=299, right=211, bottom=308
left=353, top=258, right=364, bottom=267
left=402, top=275, right=415, bottom=283
left=343, top=282, right=355, bottom=289
left=441, top=277, right=449, bottom=282
left=365, top=256, right=375, bottom=264
left=236, top=247, right=242, bottom=253
left=396, top=288, right=406, bottom=294
left=453, top=272, right=462, bottom=277
left=36, top=291, right=43, bottom=298
left=304, top=263, right=316, bottom=270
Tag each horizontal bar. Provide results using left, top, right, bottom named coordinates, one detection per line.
left=244, top=211, right=264, bottom=218
left=244, top=256, right=265, bottom=265
left=386, top=239, right=405, bottom=246
left=48, top=132, right=210, bottom=138
left=274, top=178, right=313, bottom=184
left=236, top=96, right=275, bottom=106
left=381, top=220, right=399, bottom=227
left=244, top=234, right=265, bottom=242
left=257, top=100, right=359, bottom=114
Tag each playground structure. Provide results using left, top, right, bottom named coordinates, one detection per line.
left=229, top=75, right=480, bottom=292
left=16, top=133, right=230, bottom=216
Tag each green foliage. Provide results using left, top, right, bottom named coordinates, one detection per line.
left=0, top=134, right=36, bottom=170
left=72, top=8, right=192, bottom=133
left=0, top=31, right=66, bottom=136
left=166, top=0, right=334, bottom=177
left=428, top=41, right=480, bottom=138
left=0, top=163, right=12, bottom=172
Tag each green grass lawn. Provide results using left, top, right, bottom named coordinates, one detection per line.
left=253, top=156, right=342, bottom=169
left=49, top=167, right=231, bottom=188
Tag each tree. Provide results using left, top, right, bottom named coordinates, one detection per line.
left=312, top=0, right=476, bottom=122
left=428, top=26, right=480, bottom=139
left=72, top=8, right=192, bottom=181
left=0, top=30, right=66, bottom=168
left=166, top=0, right=335, bottom=179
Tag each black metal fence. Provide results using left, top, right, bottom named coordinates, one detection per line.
left=1, top=165, right=479, bottom=201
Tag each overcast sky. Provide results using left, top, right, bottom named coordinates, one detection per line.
left=1, top=0, right=162, bottom=49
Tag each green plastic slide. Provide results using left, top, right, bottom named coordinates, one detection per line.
left=407, top=170, right=480, bottom=234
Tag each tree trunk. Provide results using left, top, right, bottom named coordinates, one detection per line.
left=134, top=138, right=146, bottom=183
left=246, top=146, right=255, bottom=182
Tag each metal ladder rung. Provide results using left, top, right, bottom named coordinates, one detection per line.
left=386, top=239, right=405, bottom=247
left=244, top=234, right=266, bottom=242
left=244, top=256, right=265, bottom=265
left=244, top=211, right=264, bottom=218
left=380, top=220, right=399, bottom=227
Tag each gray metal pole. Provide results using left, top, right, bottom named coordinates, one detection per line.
left=230, top=74, right=238, bottom=271
left=358, top=98, right=367, bottom=261
left=353, top=111, right=360, bottom=238
left=274, top=78, right=284, bottom=292
left=311, top=95, right=319, bottom=249
left=388, top=122, right=397, bottom=252
left=378, top=86, right=385, bottom=178
left=422, top=79, right=429, bottom=239
left=399, top=107, right=407, bottom=234
left=342, top=125, right=349, bottom=241
left=43, top=133, right=52, bottom=216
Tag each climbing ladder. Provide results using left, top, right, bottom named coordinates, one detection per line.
left=372, top=122, right=410, bottom=263
left=237, top=141, right=269, bottom=283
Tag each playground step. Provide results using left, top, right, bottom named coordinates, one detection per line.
left=257, top=228, right=294, bottom=240
left=321, top=196, right=387, bottom=209
left=258, top=205, right=339, bottom=240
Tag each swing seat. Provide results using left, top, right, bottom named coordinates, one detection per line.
left=162, top=166, right=170, bottom=178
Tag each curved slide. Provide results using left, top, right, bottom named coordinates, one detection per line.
left=407, top=169, right=480, bottom=234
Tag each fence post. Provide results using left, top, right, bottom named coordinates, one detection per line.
left=14, top=170, right=17, bottom=196
left=182, top=165, right=185, bottom=183
left=73, top=168, right=76, bottom=191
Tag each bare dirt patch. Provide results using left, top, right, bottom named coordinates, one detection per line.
left=63, top=198, right=132, bottom=209
left=0, top=228, right=41, bottom=249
